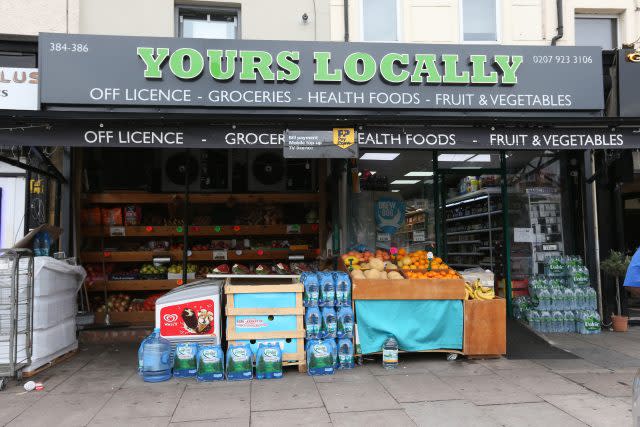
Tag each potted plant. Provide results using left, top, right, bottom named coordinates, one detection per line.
left=600, top=250, right=631, bottom=332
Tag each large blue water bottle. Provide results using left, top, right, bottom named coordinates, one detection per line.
left=140, top=328, right=172, bottom=382
left=41, top=231, right=51, bottom=257
left=33, top=233, right=42, bottom=257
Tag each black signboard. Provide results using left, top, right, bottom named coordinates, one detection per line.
left=39, top=33, right=603, bottom=112
left=0, top=123, right=638, bottom=150
left=618, top=49, right=640, bottom=117
left=284, top=129, right=358, bottom=158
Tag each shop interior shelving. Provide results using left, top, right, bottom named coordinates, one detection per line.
left=444, top=188, right=504, bottom=271
left=526, top=189, right=564, bottom=275
left=396, top=208, right=431, bottom=250
left=80, top=191, right=323, bottom=325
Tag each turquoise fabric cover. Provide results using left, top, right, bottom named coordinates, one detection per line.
left=355, top=300, right=463, bottom=354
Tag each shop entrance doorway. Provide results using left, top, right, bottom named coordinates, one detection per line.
left=433, top=152, right=511, bottom=308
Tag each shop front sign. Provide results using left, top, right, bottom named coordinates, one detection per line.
left=39, top=33, right=603, bottom=112
left=618, top=49, right=640, bottom=117
left=2, top=123, right=640, bottom=150
left=284, top=129, right=358, bottom=158
left=0, top=67, right=39, bottom=111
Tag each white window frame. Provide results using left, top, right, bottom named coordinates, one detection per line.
left=459, top=0, right=501, bottom=44
left=360, top=0, right=403, bottom=42
left=175, top=5, right=241, bottom=39
left=574, top=14, right=621, bottom=49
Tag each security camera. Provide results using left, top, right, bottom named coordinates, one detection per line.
left=302, top=13, right=309, bottom=22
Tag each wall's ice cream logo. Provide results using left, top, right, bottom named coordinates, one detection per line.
left=333, top=128, right=355, bottom=149
left=163, top=313, right=178, bottom=323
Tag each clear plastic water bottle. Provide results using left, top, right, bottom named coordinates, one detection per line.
left=33, top=233, right=42, bottom=257
left=539, top=287, right=551, bottom=311
left=141, top=328, right=172, bottom=382
left=551, top=288, right=563, bottom=311
left=633, top=369, right=640, bottom=427
left=586, top=287, right=597, bottom=310
left=539, top=311, right=550, bottom=333
left=337, top=338, right=354, bottom=370
left=553, top=311, right=564, bottom=333
left=528, top=310, right=540, bottom=331
left=138, top=333, right=152, bottom=375
left=575, top=311, right=585, bottom=334
left=41, top=231, right=51, bottom=257
left=573, top=288, right=584, bottom=310
left=382, top=336, right=399, bottom=369
left=305, top=307, right=321, bottom=339
left=583, top=311, right=601, bottom=335
left=564, top=287, right=575, bottom=311
left=564, top=310, right=575, bottom=333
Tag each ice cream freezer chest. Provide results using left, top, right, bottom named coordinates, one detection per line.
left=222, top=275, right=306, bottom=372
left=155, top=280, right=223, bottom=346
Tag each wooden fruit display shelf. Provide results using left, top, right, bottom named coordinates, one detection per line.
left=351, top=276, right=505, bottom=358
left=86, top=279, right=194, bottom=291
left=80, top=249, right=319, bottom=263
left=82, top=224, right=319, bottom=237
left=94, top=311, right=154, bottom=325
left=83, top=192, right=320, bottom=204
left=352, top=277, right=466, bottom=300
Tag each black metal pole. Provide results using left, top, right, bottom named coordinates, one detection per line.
left=183, top=149, right=189, bottom=284
left=24, top=169, right=31, bottom=236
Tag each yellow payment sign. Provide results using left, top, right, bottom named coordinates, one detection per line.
left=333, top=128, right=355, bottom=149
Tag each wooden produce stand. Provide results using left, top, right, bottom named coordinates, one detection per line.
left=352, top=277, right=505, bottom=358
left=463, top=298, right=506, bottom=358
left=219, top=274, right=307, bottom=372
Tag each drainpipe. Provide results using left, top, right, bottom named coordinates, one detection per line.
left=344, top=0, right=350, bottom=42
left=551, top=0, right=564, bottom=45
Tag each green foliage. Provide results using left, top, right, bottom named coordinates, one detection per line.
left=600, top=250, right=631, bottom=278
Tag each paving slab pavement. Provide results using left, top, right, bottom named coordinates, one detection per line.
left=2, top=327, right=640, bottom=426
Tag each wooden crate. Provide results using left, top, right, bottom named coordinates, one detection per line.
left=224, top=276, right=306, bottom=372
left=463, top=297, right=506, bottom=358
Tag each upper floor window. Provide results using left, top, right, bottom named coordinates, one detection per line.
left=461, top=0, right=498, bottom=42
left=575, top=16, right=618, bottom=50
left=362, top=0, right=400, bottom=42
left=178, top=6, right=239, bottom=39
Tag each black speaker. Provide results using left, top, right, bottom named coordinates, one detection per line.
left=611, top=151, right=634, bottom=183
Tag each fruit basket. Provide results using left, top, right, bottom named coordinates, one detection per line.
left=139, top=263, right=168, bottom=280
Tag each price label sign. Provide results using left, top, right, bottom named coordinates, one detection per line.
left=109, top=226, right=125, bottom=236
left=412, top=230, right=426, bottom=242
left=377, top=233, right=391, bottom=242
left=212, top=250, right=228, bottom=260
left=542, top=244, right=558, bottom=251
left=286, top=224, right=301, bottom=234
left=288, top=255, right=304, bottom=261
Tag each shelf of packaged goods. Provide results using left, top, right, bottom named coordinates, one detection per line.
left=447, top=252, right=481, bottom=256
left=447, top=240, right=481, bottom=245
left=446, top=228, right=502, bottom=236
left=84, top=192, right=320, bottom=204
left=81, top=249, right=319, bottom=263
left=94, top=311, right=154, bottom=325
left=449, top=263, right=480, bottom=268
left=86, top=279, right=192, bottom=292
left=445, top=210, right=503, bottom=222
left=82, top=224, right=320, bottom=237
left=445, top=188, right=506, bottom=207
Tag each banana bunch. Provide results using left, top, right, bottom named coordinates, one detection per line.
left=464, top=279, right=495, bottom=300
